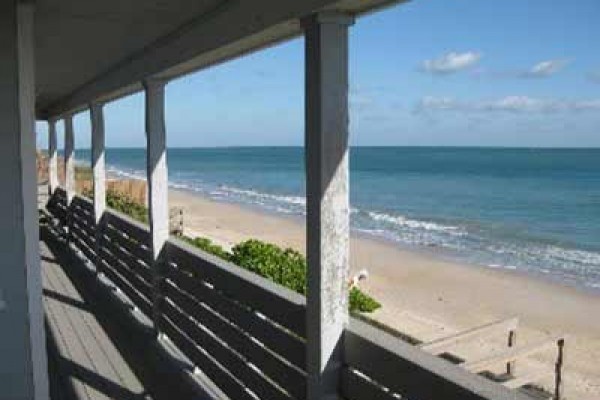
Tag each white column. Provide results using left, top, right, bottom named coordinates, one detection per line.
left=64, top=114, right=75, bottom=204
left=144, top=78, right=169, bottom=327
left=90, top=102, right=106, bottom=272
left=48, top=119, right=58, bottom=195
left=0, top=1, right=49, bottom=399
left=303, top=12, right=354, bottom=400
left=90, top=103, right=106, bottom=224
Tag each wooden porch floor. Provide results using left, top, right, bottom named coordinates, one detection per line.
left=41, top=229, right=200, bottom=400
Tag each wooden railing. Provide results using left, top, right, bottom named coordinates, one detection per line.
left=44, top=191, right=531, bottom=400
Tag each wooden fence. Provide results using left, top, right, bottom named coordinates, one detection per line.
left=44, top=191, right=532, bottom=400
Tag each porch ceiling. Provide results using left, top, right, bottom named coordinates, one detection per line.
left=34, top=0, right=405, bottom=120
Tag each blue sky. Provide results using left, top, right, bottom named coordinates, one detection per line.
left=37, top=0, right=600, bottom=149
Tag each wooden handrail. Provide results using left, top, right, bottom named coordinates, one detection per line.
left=420, top=317, right=519, bottom=355
left=462, top=336, right=566, bottom=373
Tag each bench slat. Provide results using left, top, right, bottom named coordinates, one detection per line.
left=163, top=261, right=306, bottom=369
left=159, top=314, right=255, bottom=400
left=163, top=279, right=306, bottom=399
left=168, top=239, right=306, bottom=338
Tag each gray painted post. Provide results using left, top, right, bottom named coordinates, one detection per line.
left=64, top=114, right=75, bottom=204
left=48, top=119, right=58, bottom=195
left=303, top=12, right=354, bottom=400
left=90, top=102, right=106, bottom=271
left=144, top=78, right=169, bottom=330
left=0, top=1, right=49, bottom=399
left=64, top=114, right=75, bottom=242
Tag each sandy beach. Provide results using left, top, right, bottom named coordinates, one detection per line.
left=168, top=188, right=600, bottom=400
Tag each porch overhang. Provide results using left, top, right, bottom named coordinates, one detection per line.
left=35, top=0, right=405, bottom=120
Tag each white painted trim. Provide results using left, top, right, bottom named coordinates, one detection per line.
left=90, top=102, right=106, bottom=224
left=64, top=114, right=75, bottom=205
left=48, top=119, right=58, bottom=194
left=144, top=78, right=169, bottom=329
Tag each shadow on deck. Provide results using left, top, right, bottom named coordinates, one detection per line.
left=41, top=229, right=199, bottom=400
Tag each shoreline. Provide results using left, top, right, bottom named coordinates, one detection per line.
left=102, top=164, right=600, bottom=297
left=172, top=184, right=600, bottom=297
left=166, top=186, right=600, bottom=400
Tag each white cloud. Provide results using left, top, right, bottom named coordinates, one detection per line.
left=521, top=59, right=569, bottom=78
left=422, top=52, right=481, bottom=74
left=415, top=96, right=600, bottom=114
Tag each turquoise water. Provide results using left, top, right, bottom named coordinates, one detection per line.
left=75, top=147, right=600, bottom=291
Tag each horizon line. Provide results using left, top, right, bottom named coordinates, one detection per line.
left=56, top=144, right=600, bottom=150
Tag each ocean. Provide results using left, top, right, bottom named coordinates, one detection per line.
left=74, top=147, right=600, bottom=292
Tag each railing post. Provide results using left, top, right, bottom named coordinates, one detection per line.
left=90, top=102, right=106, bottom=273
left=555, top=339, right=565, bottom=400
left=48, top=119, right=58, bottom=195
left=64, top=114, right=75, bottom=238
left=507, top=329, right=517, bottom=375
left=303, top=11, right=354, bottom=400
left=144, top=78, right=169, bottom=333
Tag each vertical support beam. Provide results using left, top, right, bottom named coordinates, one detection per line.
left=64, top=114, right=75, bottom=204
left=303, top=12, right=354, bottom=400
left=90, top=102, right=106, bottom=271
left=144, top=78, right=169, bottom=330
left=48, top=119, right=58, bottom=195
left=0, top=1, right=49, bottom=399
left=64, top=114, right=75, bottom=241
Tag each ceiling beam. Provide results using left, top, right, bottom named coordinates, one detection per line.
left=38, top=0, right=404, bottom=120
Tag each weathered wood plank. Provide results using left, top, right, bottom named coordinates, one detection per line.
left=53, top=273, right=145, bottom=394
left=340, top=368, right=398, bottom=400
left=70, top=232, right=96, bottom=263
left=159, top=314, right=255, bottom=400
left=70, top=206, right=95, bottom=229
left=98, top=257, right=153, bottom=317
left=163, top=279, right=306, bottom=399
left=72, top=195, right=94, bottom=212
left=101, top=233, right=153, bottom=284
left=502, top=371, right=549, bottom=389
left=70, top=222, right=96, bottom=250
left=98, top=246, right=153, bottom=301
left=103, top=223, right=153, bottom=266
left=43, top=267, right=93, bottom=400
left=344, top=318, right=531, bottom=400
left=161, top=297, right=291, bottom=400
left=462, top=336, right=564, bottom=373
left=163, top=260, right=306, bottom=369
left=420, top=318, right=519, bottom=355
left=168, top=238, right=306, bottom=337
left=105, top=210, right=150, bottom=245
left=41, top=233, right=151, bottom=397
left=46, top=258, right=127, bottom=393
left=45, top=267, right=118, bottom=400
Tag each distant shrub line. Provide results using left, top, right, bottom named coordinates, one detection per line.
left=83, top=189, right=381, bottom=313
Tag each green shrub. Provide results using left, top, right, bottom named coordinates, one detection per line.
left=84, top=188, right=149, bottom=224
left=82, top=190, right=381, bottom=313
left=230, top=239, right=307, bottom=295
left=181, top=236, right=231, bottom=261
left=349, top=287, right=381, bottom=313
left=105, top=190, right=149, bottom=224
left=229, top=239, right=381, bottom=313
